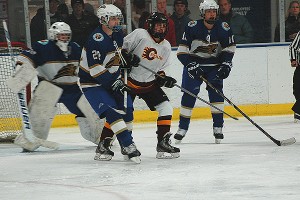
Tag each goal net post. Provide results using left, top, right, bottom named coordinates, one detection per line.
left=0, top=42, right=31, bottom=142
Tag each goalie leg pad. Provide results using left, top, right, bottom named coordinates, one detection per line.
left=6, top=63, right=38, bottom=93
left=14, top=134, right=41, bottom=152
left=77, top=95, right=105, bottom=144
left=76, top=117, right=105, bottom=144
left=29, top=81, right=63, bottom=140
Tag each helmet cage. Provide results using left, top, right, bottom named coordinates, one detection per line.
left=147, top=12, right=169, bottom=40
left=48, top=22, right=72, bottom=52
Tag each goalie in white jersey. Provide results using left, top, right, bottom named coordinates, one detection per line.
left=122, top=12, right=180, bottom=159
left=7, top=22, right=104, bottom=152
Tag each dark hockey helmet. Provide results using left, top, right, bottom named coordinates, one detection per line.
left=174, top=0, right=188, bottom=7
left=147, top=12, right=169, bottom=40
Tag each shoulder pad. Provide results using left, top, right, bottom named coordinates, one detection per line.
left=37, top=40, right=50, bottom=45
left=221, top=22, right=230, bottom=31
left=188, top=21, right=197, bottom=27
left=92, top=33, right=104, bottom=42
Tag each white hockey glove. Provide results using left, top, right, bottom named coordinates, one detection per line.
left=6, top=61, right=37, bottom=93
left=111, top=78, right=132, bottom=95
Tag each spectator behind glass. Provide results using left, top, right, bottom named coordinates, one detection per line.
left=66, top=0, right=99, bottom=47
left=132, top=0, right=146, bottom=29
left=114, top=0, right=136, bottom=32
left=218, top=0, right=253, bottom=44
left=141, top=0, right=176, bottom=46
left=274, top=1, right=300, bottom=42
left=57, top=3, right=69, bottom=21
left=30, top=0, right=64, bottom=43
left=84, top=3, right=95, bottom=14
left=170, top=0, right=192, bottom=46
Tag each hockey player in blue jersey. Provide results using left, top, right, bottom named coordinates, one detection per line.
left=174, top=0, right=236, bottom=144
left=79, top=4, right=141, bottom=163
left=7, top=22, right=105, bottom=151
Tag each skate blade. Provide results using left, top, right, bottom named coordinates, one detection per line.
left=156, top=152, right=180, bottom=159
left=123, top=155, right=129, bottom=161
left=215, top=139, right=222, bottom=144
left=129, top=156, right=141, bottom=164
left=94, top=153, right=113, bottom=161
left=174, top=139, right=182, bottom=144
left=294, top=119, right=300, bottom=123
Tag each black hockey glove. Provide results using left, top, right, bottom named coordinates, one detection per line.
left=156, top=74, right=177, bottom=88
left=111, top=78, right=131, bottom=95
left=216, top=64, right=231, bottom=80
left=120, top=49, right=140, bottom=70
left=187, top=62, right=204, bottom=79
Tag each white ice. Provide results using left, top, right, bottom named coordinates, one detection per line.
left=1, top=115, right=299, bottom=200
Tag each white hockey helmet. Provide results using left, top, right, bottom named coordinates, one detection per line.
left=48, top=22, right=72, bottom=52
left=97, top=4, right=123, bottom=32
left=199, top=0, right=219, bottom=24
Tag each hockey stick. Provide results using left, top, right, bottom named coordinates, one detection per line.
left=200, top=76, right=296, bottom=146
left=3, top=20, right=59, bottom=150
left=113, top=41, right=127, bottom=113
left=138, top=63, right=238, bottom=120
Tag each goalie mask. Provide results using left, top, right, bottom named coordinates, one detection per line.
left=199, top=0, right=219, bottom=25
left=97, top=4, right=124, bottom=32
left=48, top=22, right=72, bottom=52
left=147, top=12, right=169, bottom=40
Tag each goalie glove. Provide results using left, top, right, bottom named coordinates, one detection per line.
left=187, top=62, right=204, bottom=79
left=216, top=63, right=232, bottom=80
left=111, top=78, right=132, bottom=95
left=120, top=49, right=140, bottom=69
left=6, top=61, right=38, bottom=93
left=156, top=72, right=177, bottom=88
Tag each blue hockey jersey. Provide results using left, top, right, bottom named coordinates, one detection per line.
left=177, top=19, right=235, bottom=67
left=79, top=26, right=124, bottom=89
left=19, top=40, right=82, bottom=86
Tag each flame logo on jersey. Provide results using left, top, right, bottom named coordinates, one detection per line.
left=142, top=47, right=162, bottom=60
left=53, top=64, right=77, bottom=80
left=193, top=43, right=218, bottom=55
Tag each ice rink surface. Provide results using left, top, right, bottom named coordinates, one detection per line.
left=1, top=115, right=299, bottom=200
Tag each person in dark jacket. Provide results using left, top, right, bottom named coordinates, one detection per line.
left=30, top=0, right=64, bottom=43
left=170, top=0, right=192, bottom=46
left=218, top=0, right=253, bottom=44
left=274, top=1, right=300, bottom=42
left=66, top=0, right=99, bottom=47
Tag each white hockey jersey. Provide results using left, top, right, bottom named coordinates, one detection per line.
left=122, top=28, right=172, bottom=94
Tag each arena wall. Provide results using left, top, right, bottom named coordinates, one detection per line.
left=52, top=43, right=295, bottom=127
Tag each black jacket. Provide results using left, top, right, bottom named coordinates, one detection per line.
left=66, top=11, right=99, bottom=47
left=274, top=15, right=300, bottom=42
left=30, top=8, right=64, bottom=43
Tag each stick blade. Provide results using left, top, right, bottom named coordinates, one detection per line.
left=280, top=137, right=296, bottom=146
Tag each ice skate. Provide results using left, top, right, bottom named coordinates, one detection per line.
left=213, top=127, right=224, bottom=144
left=94, top=137, right=114, bottom=161
left=121, top=143, right=141, bottom=164
left=157, top=133, right=180, bottom=159
left=294, top=113, right=300, bottom=123
left=174, top=128, right=187, bottom=144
